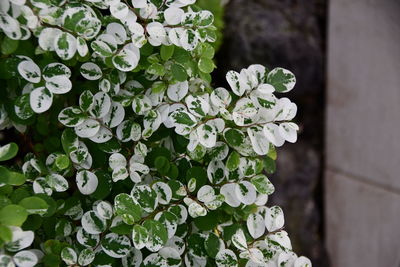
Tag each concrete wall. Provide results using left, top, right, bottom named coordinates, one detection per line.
left=325, top=0, right=400, bottom=266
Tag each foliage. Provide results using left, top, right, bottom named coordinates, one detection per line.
left=0, top=0, right=311, bottom=267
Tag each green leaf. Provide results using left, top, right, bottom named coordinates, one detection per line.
left=267, top=67, right=296, bottom=92
left=224, top=128, right=244, bottom=146
left=198, top=57, right=214, bottom=73
left=1, top=37, right=19, bottom=55
left=143, top=219, right=168, bottom=252
left=0, top=166, right=26, bottom=186
left=55, top=154, right=70, bottom=170
left=205, top=233, right=221, bottom=258
left=251, top=174, right=275, bottom=195
left=151, top=81, right=167, bottom=93
left=0, top=225, right=12, bottom=243
left=263, top=156, right=276, bottom=174
left=155, top=156, right=170, bottom=175
left=194, top=210, right=218, bottom=231
left=0, top=204, right=28, bottom=226
left=226, top=151, right=240, bottom=171
left=160, top=45, right=174, bottom=61
left=0, top=142, right=18, bottom=161
left=114, top=193, right=142, bottom=224
left=132, top=224, right=148, bottom=249
left=19, top=196, right=49, bottom=215
left=147, top=63, right=165, bottom=76
left=171, top=63, right=188, bottom=82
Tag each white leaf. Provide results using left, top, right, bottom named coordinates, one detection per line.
left=112, top=47, right=139, bottom=72
left=61, top=247, right=77, bottom=265
left=185, top=95, right=209, bottom=117
left=235, top=181, right=257, bottom=205
left=152, top=181, right=172, bottom=205
left=80, top=62, right=102, bottom=80
left=46, top=173, right=68, bottom=192
left=207, top=160, right=226, bottom=184
left=294, top=256, right=312, bottom=267
left=188, top=202, right=206, bottom=218
left=110, top=2, right=129, bottom=19
left=232, top=229, right=247, bottom=251
left=278, top=122, right=298, bottom=143
left=247, top=126, right=269, bottom=155
left=38, top=28, right=61, bottom=51
left=18, top=60, right=41, bottom=83
left=232, top=98, right=258, bottom=126
left=29, top=87, right=53, bottom=113
left=167, top=81, right=188, bottom=101
left=263, top=123, right=285, bottom=147
left=246, top=213, right=265, bottom=239
left=76, top=170, right=98, bottom=195
left=197, top=185, right=215, bottom=203
left=196, top=123, right=217, bottom=148
left=75, top=119, right=101, bottom=138
left=109, top=153, right=127, bottom=169
left=89, top=126, right=113, bottom=143
left=131, top=0, right=147, bottom=8
left=220, top=183, right=241, bottom=208
left=106, top=22, right=127, bottom=44
left=164, top=7, right=184, bottom=25
left=90, top=92, right=111, bottom=118
left=226, top=70, right=247, bottom=96
left=210, top=87, right=231, bottom=108
left=265, top=206, right=285, bottom=232
left=103, top=102, right=125, bottom=128
left=180, top=29, right=198, bottom=51
left=77, top=37, right=88, bottom=57
left=6, top=227, right=34, bottom=252
left=146, top=22, right=167, bottom=46
left=45, top=75, right=72, bottom=94
left=13, top=250, right=38, bottom=267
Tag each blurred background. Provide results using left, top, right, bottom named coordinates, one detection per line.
left=209, top=0, right=400, bottom=266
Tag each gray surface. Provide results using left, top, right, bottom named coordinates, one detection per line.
left=325, top=170, right=400, bottom=267
left=326, top=0, right=400, bottom=190
left=326, top=0, right=400, bottom=266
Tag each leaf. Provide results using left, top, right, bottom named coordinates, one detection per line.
left=89, top=92, right=111, bottom=118
left=96, top=201, right=113, bottom=219
left=265, top=206, right=285, bottom=232
left=54, top=32, right=77, bottom=60
left=29, top=87, right=53, bottom=113
left=294, top=256, right=312, bottom=267
left=143, top=219, right=168, bottom=252
left=14, top=94, right=34, bottom=120
left=171, top=63, right=188, bottom=82
left=232, top=229, right=247, bottom=251
left=167, top=81, right=188, bottom=101
left=1, top=36, right=19, bottom=55
left=5, top=228, right=34, bottom=252
left=61, top=247, right=77, bottom=265
left=114, top=193, right=142, bottom=224
left=80, top=62, right=102, bottom=80
left=198, top=57, right=214, bottom=73
left=226, top=151, right=240, bottom=171
left=267, top=67, right=296, bottom=93
left=205, top=233, right=223, bottom=258
left=81, top=211, right=107, bottom=234
left=232, top=98, right=257, bottom=126
left=131, top=184, right=158, bottom=213
left=78, top=248, right=95, bottom=266
left=188, top=202, right=207, bottom=218
left=0, top=142, right=18, bottom=161
left=58, top=107, right=86, bottom=127
left=46, top=173, right=69, bottom=192
left=185, top=95, right=209, bottom=118
left=45, top=75, right=72, bottom=94
left=132, top=224, right=149, bottom=250
left=226, top=70, right=247, bottom=96
left=101, top=233, right=131, bottom=258
left=246, top=213, right=265, bottom=239
left=76, top=227, right=100, bottom=248
left=76, top=170, right=98, bottom=195
left=19, top=196, right=49, bottom=215
left=112, top=48, right=139, bottom=72
left=279, top=122, right=298, bottom=143
left=235, top=181, right=257, bottom=205
left=215, top=249, right=238, bottom=267
left=79, top=90, right=94, bottom=112
left=160, top=45, right=175, bottom=61
left=110, top=2, right=129, bottom=19
left=18, top=60, right=41, bottom=83
left=152, top=182, right=172, bottom=205
left=251, top=174, right=275, bottom=195
left=13, top=250, right=39, bottom=267
left=103, top=102, right=125, bottom=128
left=42, top=63, right=71, bottom=80
left=197, top=185, right=215, bottom=203
left=0, top=205, right=28, bottom=226
left=207, top=160, right=226, bottom=184
left=247, top=126, right=270, bottom=155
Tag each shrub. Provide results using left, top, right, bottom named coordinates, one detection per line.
left=0, top=0, right=311, bottom=266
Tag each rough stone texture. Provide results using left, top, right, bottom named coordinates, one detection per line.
left=325, top=170, right=400, bottom=267
left=215, top=0, right=328, bottom=265
left=326, top=0, right=400, bottom=266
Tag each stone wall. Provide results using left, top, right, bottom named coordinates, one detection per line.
left=215, top=0, right=328, bottom=265
left=325, top=0, right=400, bottom=266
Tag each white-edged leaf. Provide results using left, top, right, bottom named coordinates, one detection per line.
left=54, top=32, right=77, bottom=60
left=267, top=67, right=296, bottom=93
left=78, top=248, right=95, bottom=266
left=6, top=228, right=34, bottom=252
left=101, top=233, right=131, bottom=258
left=96, top=201, right=113, bottom=219
left=207, top=160, right=226, bottom=184
left=46, top=173, right=68, bottom=192
left=74, top=119, right=101, bottom=138
left=246, top=213, right=265, bottom=239
left=29, top=87, right=53, bottom=113
left=215, top=249, right=238, bottom=267
left=80, top=62, right=102, bottom=80
left=103, top=102, right=125, bottom=128
left=265, top=206, right=284, bottom=232
left=89, top=92, right=111, bottom=118
left=76, top=170, right=98, bottom=195
left=185, top=95, right=209, bottom=117
left=45, top=75, right=72, bottom=94
left=167, top=81, right=188, bottom=101
left=112, top=47, right=139, bottom=72
left=13, top=250, right=38, bottom=267
left=152, top=181, right=172, bottom=205
left=18, top=60, right=41, bottom=83
left=81, top=211, right=107, bottom=234
left=61, top=247, right=77, bottom=265
left=232, top=229, right=247, bottom=251
left=132, top=224, right=148, bottom=250
left=235, top=181, right=257, bottom=205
